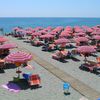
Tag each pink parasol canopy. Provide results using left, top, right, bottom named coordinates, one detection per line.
left=77, top=46, right=96, bottom=54
left=93, top=35, right=100, bottom=40
left=0, top=37, right=8, bottom=43
left=40, top=34, right=54, bottom=39
left=5, top=51, right=32, bottom=63
left=75, top=32, right=86, bottom=37
left=54, top=38, right=70, bottom=45
left=0, top=43, right=17, bottom=49
left=32, top=32, right=42, bottom=36
left=74, top=37, right=89, bottom=43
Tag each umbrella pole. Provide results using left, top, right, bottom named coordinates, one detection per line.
left=84, top=56, right=87, bottom=64
left=17, top=67, right=20, bottom=79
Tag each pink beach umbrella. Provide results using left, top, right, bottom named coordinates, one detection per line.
left=5, top=51, right=32, bottom=78
left=49, top=32, right=58, bottom=35
left=0, top=37, right=8, bottom=44
left=12, top=27, right=21, bottom=31
left=40, top=34, right=54, bottom=39
left=74, top=37, right=89, bottom=43
left=77, top=46, right=96, bottom=62
left=32, top=32, right=42, bottom=37
left=93, top=35, right=100, bottom=40
left=0, top=43, right=17, bottom=49
left=54, top=38, right=70, bottom=45
left=5, top=51, right=32, bottom=63
left=75, top=32, right=86, bottom=37
left=77, top=46, right=96, bottom=54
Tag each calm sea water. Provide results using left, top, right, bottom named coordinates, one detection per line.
left=0, top=17, right=100, bottom=33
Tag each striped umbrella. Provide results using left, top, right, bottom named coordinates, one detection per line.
left=0, top=37, right=8, bottom=44
left=5, top=51, right=32, bottom=63
left=54, top=38, right=70, bottom=45
left=77, top=46, right=96, bottom=63
left=5, top=51, right=32, bottom=78
left=0, top=43, right=17, bottom=49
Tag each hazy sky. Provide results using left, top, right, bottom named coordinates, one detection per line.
left=0, top=0, right=100, bottom=17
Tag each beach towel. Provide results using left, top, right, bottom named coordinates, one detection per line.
left=1, top=82, right=21, bottom=93
left=25, top=64, right=35, bottom=70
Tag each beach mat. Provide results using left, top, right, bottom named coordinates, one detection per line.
left=1, top=82, right=21, bottom=93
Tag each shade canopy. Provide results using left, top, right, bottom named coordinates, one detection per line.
left=5, top=51, right=32, bottom=63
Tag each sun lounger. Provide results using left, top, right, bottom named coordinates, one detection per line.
left=32, top=40, right=43, bottom=46
left=80, top=58, right=100, bottom=73
left=23, top=73, right=41, bottom=86
left=29, top=74, right=41, bottom=86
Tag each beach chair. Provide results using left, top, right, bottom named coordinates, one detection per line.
left=23, top=73, right=41, bottom=86
left=80, top=58, right=100, bottom=73
left=28, top=74, right=41, bottom=86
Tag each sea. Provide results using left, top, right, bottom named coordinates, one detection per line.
left=0, top=17, right=100, bottom=34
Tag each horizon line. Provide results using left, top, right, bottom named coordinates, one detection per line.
left=0, top=17, right=100, bottom=18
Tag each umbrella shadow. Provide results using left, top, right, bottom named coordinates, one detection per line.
left=59, top=59, right=68, bottom=63
left=23, top=40, right=31, bottom=43
left=71, top=56, right=80, bottom=62
left=4, top=63, right=16, bottom=69
left=90, top=53, right=98, bottom=57
left=10, top=78, right=42, bottom=90
left=0, top=69, right=5, bottom=73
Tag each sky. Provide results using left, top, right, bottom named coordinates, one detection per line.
left=0, top=0, right=100, bottom=17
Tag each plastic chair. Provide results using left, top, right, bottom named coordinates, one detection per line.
left=23, top=73, right=32, bottom=80
left=63, top=82, right=70, bottom=94
left=29, top=74, right=41, bottom=86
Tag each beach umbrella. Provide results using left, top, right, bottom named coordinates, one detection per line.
left=40, top=34, right=54, bottom=39
left=75, top=32, right=86, bottom=37
left=49, top=32, right=58, bottom=35
left=5, top=51, right=32, bottom=78
left=12, top=27, right=20, bottom=31
left=60, top=33, right=70, bottom=38
left=54, top=38, right=70, bottom=45
left=91, top=32, right=100, bottom=35
left=5, top=51, right=32, bottom=63
left=77, top=46, right=96, bottom=63
left=0, top=37, right=8, bottom=44
left=74, top=37, right=89, bottom=43
left=32, top=32, right=42, bottom=36
left=93, top=35, right=100, bottom=40
left=0, top=43, right=17, bottom=49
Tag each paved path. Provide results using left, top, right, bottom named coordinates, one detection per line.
left=8, top=36, right=100, bottom=100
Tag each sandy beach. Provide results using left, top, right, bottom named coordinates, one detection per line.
left=7, top=36, right=100, bottom=93
left=0, top=35, right=99, bottom=100
left=0, top=36, right=86, bottom=100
